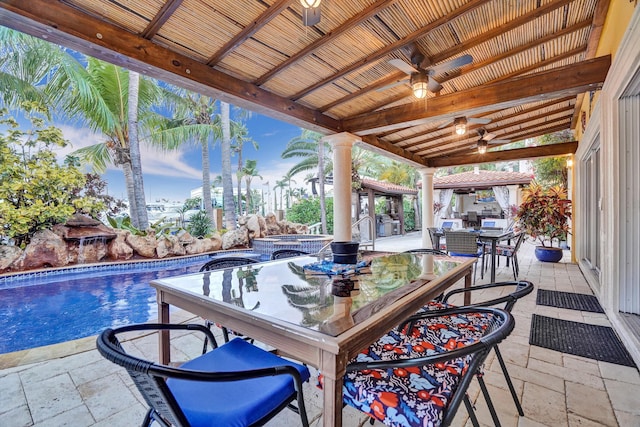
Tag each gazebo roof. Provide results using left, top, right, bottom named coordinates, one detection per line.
left=434, top=170, right=534, bottom=190
left=0, top=0, right=610, bottom=168
left=359, top=178, right=418, bottom=196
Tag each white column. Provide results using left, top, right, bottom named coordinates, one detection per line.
left=322, top=132, right=361, bottom=242
left=419, top=168, right=437, bottom=248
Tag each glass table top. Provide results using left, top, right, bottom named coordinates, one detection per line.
left=151, top=252, right=466, bottom=336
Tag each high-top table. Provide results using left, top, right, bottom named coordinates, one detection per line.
left=151, top=251, right=474, bottom=427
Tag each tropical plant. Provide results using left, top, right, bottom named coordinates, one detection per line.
left=187, top=210, right=213, bottom=238
left=231, top=121, right=259, bottom=215
left=286, top=197, right=334, bottom=234
left=69, top=172, right=127, bottom=218
left=0, top=104, right=102, bottom=247
left=516, top=181, right=571, bottom=247
left=532, top=130, right=573, bottom=188
left=241, top=159, right=262, bottom=214
left=106, top=215, right=145, bottom=236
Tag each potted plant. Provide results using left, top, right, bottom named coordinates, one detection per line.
left=515, top=181, right=571, bottom=262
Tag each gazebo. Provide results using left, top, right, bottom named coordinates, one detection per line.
left=433, top=169, right=534, bottom=220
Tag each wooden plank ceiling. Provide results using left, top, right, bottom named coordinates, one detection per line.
left=0, top=0, right=610, bottom=167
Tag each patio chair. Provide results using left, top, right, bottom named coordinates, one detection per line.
left=444, top=230, right=484, bottom=283
left=428, top=227, right=445, bottom=251
left=467, top=211, right=479, bottom=227
left=494, top=232, right=526, bottom=280
left=271, top=249, right=310, bottom=260
left=409, top=280, right=535, bottom=418
left=96, top=324, right=310, bottom=427
left=344, top=306, right=515, bottom=427
left=200, top=257, right=259, bottom=346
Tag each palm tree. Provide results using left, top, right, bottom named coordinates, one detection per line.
left=274, top=179, right=287, bottom=211
left=0, top=29, right=160, bottom=229
left=231, top=121, right=259, bottom=215
left=127, top=71, right=149, bottom=227
left=241, top=159, right=262, bottom=214
left=150, top=91, right=221, bottom=222
left=220, top=101, right=236, bottom=229
left=282, top=129, right=329, bottom=232
left=282, top=170, right=297, bottom=210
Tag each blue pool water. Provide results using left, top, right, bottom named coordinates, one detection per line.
left=0, top=253, right=267, bottom=354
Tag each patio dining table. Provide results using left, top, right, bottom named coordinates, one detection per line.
left=150, top=251, right=474, bottom=427
left=434, top=228, right=515, bottom=282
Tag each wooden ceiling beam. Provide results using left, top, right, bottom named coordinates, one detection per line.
left=407, top=104, right=575, bottom=152
left=0, top=0, right=342, bottom=134
left=289, top=0, right=492, bottom=100
left=254, top=0, right=400, bottom=86
left=358, top=136, right=429, bottom=167
left=141, top=0, right=183, bottom=39
left=343, top=56, right=610, bottom=134
left=206, top=0, right=292, bottom=66
left=430, top=0, right=575, bottom=64
left=428, top=142, right=578, bottom=168
left=428, top=121, right=572, bottom=158
left=571, top=0, right=611, bottom=128
left=395, top=97, right=574, bottom=148
left=319, top=71, right=407, bottom=112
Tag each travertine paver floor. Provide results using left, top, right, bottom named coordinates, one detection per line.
left=1, top=233, right=639, bottom=426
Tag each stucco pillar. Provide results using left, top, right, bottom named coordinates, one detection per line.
left=322, top=132, right=361, bottom=242
left=419, top=168, right=437, bottom=249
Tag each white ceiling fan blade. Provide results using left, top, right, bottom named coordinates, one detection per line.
left=428, top=54, right=473, bottom=75
left=388, top=58, right=418, bottom=75
left=468, top=117, right=492, bottom=125
left=427, top=76, right=443, bottom=93
left=437, top=119, right=455, bottom=129
left=482, top=132, right=497, bottom=141
left=488, top=139, right=511, bottom=144
left=376, top=78, right=410, bottom=92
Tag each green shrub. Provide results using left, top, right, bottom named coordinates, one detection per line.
left=187, top=210, right=213, bottom=238
left=286, top=197, right=334, bottom=233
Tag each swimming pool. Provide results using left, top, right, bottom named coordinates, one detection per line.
left=0, top=252, right=268, bottom=354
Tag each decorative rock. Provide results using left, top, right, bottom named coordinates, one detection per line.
left=157, top=235, right=186, bottom=258
left=64, top=213, right=103, bottom=227
left=209, top=235, right=223, bottom=251
left=177, top=230, right=195, bottom=246
left=126, top=233, right=158, bottom=258
left=107, top=230, right=134, bottom=260
left=264, top=213, right=283, bottom=235
left=0, top=245, right=23, bottom=272
left=222, top=228, right=249, bottom=250
left=20, top=229, right=71, bottom=269
left=73, top=237, right=108, bottom=264
left=245, top=214, right=263, bottom=240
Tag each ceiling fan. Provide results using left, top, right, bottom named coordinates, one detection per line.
left=438, top=116, right=492, bottom=135
left=383, top=52, right=473, bottom=99
left=300, top=0, right=321, bottom=26
left=474, top=128, right=511, bottom=154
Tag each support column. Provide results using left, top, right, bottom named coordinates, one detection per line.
left=419, top=168, right=437, bottom=249
left=322, top=132, right=361, bottom=242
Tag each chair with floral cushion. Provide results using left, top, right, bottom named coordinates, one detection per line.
left=407, top=280, right=534, bottom=418
left=343, top=306, right=514, bottom=427
left=493, top=232, right=526, bottom=280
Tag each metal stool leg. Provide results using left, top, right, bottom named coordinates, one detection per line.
left=495, top=346, right=525, bottom=416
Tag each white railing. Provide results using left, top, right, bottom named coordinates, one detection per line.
left=308, top=222, right=322, bottom=234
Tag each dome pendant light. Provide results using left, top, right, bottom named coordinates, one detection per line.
left=410, top=72, right=428, bottom=99
left=301, top=0, right=321, bottom=26
left=478, top=140, right=488, bottom=154
left=454, top=117, right=467, bottom=135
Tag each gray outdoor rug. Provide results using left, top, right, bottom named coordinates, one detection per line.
left=529, top=314, right=636, bottom=367
left=536, top=289, right=604, bottom=313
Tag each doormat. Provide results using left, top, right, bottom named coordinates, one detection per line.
left=529, top=315, right=636, bottom=367
left=536, top=289, right=604, bottom=313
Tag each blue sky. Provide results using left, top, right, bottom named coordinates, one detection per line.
left=55, top=113, right=305, bottom=203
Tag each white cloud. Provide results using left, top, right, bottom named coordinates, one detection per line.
left=54, top=123, right=201, bottom=179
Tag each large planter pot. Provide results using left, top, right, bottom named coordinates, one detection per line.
left=534, top=246, right=564, bottom=263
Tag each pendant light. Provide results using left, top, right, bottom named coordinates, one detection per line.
left=454, top=117, right=467, bottom=135
left=410, top=72, right=428, bottom=99
left=301, top=0, right=321, bottom=26
left=478, top=140, right=488, bottom=154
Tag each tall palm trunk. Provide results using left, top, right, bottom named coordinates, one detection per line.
left=221, top=102, right=236, bottom=229
left=128, top=71, right=148, bottom=229
left=318, top=139, right=327, bottom=234
left=237, top=151, right=243, bottom=216
left=122, top=162, right=137, bottom=225
left=201, top=137, right=213, bottom=220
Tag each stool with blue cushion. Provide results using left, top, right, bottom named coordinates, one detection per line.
left=97, top=323, right=310, bottom=427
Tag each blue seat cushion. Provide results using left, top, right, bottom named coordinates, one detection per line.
left=167, top=338, right=309, bottom=427
left=343, top=309, right=494, bottom=427
left=448, top=250, right=483, bottom=257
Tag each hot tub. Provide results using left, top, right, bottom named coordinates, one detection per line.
left=252, top=234, right=333, bottom=257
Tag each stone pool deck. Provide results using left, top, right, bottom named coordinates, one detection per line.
left=1, top=232, right=639, bottom=426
